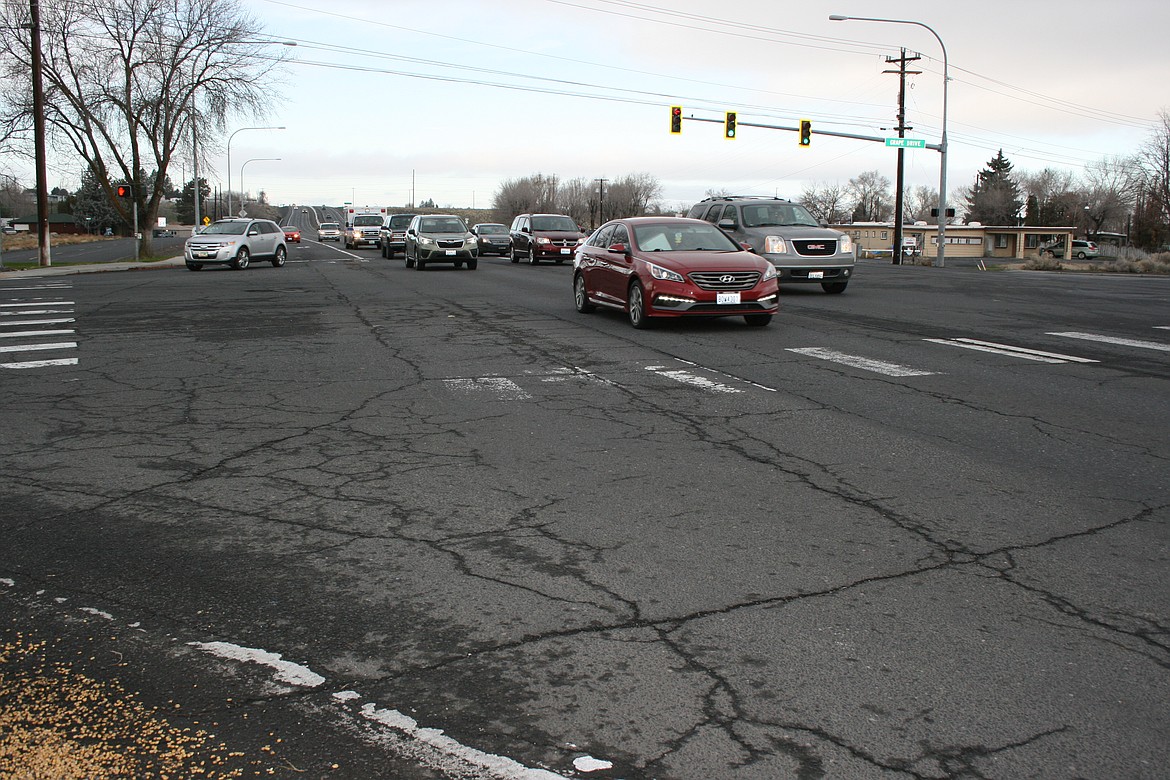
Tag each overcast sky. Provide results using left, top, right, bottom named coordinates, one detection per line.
left=40, top=0, right=1170, bottom=212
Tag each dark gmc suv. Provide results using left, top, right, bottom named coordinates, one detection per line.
left=688, top=196, right=855, bottom=293
left=379, top=213, right=417, bottom=258
left=508, top=213, right=585, bottom=265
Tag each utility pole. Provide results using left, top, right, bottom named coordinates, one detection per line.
left=884, top=48, right=920, bottom=265
left=30, top=0, right=51, bottom=267
left=595, top=178, right=608, bottom=224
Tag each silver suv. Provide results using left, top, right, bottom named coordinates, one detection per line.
left=688, top=196, right=854, bottom=293
left=185, top=218, right=287, bottom=271
left=403, top=214, right=478, bottom=270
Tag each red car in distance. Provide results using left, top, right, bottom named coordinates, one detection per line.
left=282, top=225, right=301, bottom=243
left=573, top=217, right=779, bottom=328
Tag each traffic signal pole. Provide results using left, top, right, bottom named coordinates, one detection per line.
left=677, top=114, right=939, bottom=149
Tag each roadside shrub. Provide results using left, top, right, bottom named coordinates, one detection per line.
left=1023, top=255, right=1063, bottom=271
left=1100, top=253, right=1170, bottom=274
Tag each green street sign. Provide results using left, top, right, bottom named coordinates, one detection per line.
left=886, top=138, right=926, bottom=148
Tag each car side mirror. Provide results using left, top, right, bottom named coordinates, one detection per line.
left=248, top=229, right=259, bottom=236
left=522, top=226, right=531, bottom=233
left=739, top=242, right=753, bottom=251
left=607, top=243, right=628, bottom=254
left=819, top=219, right=829, bottom=228
left=718, top=218, right=737, bottom=230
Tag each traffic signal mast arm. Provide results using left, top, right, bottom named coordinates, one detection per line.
left=675, top=113, right=942, bottom=150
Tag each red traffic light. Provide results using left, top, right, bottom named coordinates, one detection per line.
left=670, top=105, right=682, bottom=134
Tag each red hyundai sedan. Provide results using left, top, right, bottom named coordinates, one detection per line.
left=282, top=224, right=301, bottom=243
left=573, top=217, right=779, bottom=328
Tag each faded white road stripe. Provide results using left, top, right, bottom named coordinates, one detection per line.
left=645, top=365, right=742, bottom=393
left=0, top=329, right=74, bottom=338
left=0, top=341, right=76, bottom=353
left=0, top=318, right=76, bottom=327
left=1048, top=331, right=1170, bottom=353
left=189, top=641, right=326, bottom=688
left=924, top=338, right=1096, bottom=363
left=1, top=358, right=78, bottom=369
left=787, top=347, right=935, bottom=377
left=443, top=376, right=532, bottom=400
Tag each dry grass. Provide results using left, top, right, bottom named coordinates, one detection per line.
left=2, top=233, right=116, bottom=251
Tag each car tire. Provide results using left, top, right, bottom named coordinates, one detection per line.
left=574, top=274, right=595, bottom=313
left=744, top=314, right=772, bottom=327
left=467, top=259, right=478, bottom=270
left=821, top=281, right=848, bottom=294
left=272, top=246, right=286, bottom=267
left=380, top=242, right=387, bottom=258
left=510, top=246, right=520, bottom=264
left=416, top=251, right=426, bottom=270
left=628, top=281, right=651, bottom=329
left=231, top=247, right=250, bottom=270
left=555, top=258, right=565, bottom=264
left=529, top=249, right=539, bottom=265
left=405, top=247, right=415, bottom=268
left=1077, top=251, right=1086, bottom=259
left=454, top=261, right=464, bottom=269
left=185, top=262, right=203, bottom=272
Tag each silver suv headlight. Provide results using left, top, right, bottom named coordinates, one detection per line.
left=838, top=235, right=853, bottom=254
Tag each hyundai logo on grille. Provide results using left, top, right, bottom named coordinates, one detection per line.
left=720, top=274, right=735, bottom=283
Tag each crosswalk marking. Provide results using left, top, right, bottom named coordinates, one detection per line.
left=1, top=358, right=78, bottom=369
left=1048, top=331, right=1170, bottom=353
left=925, top=338, right=1097, bottom=364
left=0, top=341, right=77, bottom=353
left=786, top=347, right=936, bottom=377
left=0, top=329, right=74, bottom=338
left=0, top=318, right=76, bottom=327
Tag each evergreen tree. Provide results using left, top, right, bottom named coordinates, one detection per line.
left=965, top=150, right=1023, bottom=225
left=176, top=177, right=211, bottom=225
left=73, top=167, right=122, bottom=234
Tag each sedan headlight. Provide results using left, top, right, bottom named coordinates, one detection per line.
left=646, top=261, right=685, bottom=283
left=761, top=264, right=777, bottom=281
left=764, top=236, right=787, bottom=254
left=838, top=235, right=853, bottom=254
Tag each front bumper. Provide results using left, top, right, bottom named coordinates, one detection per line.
left=647, top=282, right=780, bottom=317
left=418, top=246, right=478, bottom=261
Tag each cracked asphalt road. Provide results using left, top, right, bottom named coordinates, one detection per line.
left=1, top=250, right=1167, bottom=778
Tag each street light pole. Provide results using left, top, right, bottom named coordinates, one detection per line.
left=830, top=14, right=949, bottom=267
left=227, top=127, right=285, bottom=217
left=239, top=158, right=281, bottom=210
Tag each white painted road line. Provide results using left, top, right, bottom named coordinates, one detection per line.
left=1, top=301, right=75, bottom=307
left=0, top=341, right=76, bottom=353
left=1048, top=331, right=1170, bottom=353
left=645, top=365, right=743, bottom=393
left=787, top=347, right=936, bottom=377
left=0, top=329, right=74, bottom=338
left=0, top=318, right=76, bottom=327
left=1, top=358, right=78, bottom=369
left=0, top=284, right=73, bottom=291
left=1, top=309, right=75, bottom=316
left=925, top=338, right=1097, bottom=364
left=673, top=358, right=778, bottom=392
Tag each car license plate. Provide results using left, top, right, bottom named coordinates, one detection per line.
left=809, top=271, right=824, bottom=279
left=445, top=250, right=456, bottom=256
left=560, top=248, right=570, bottom=254
left=717, top=292, right=741, bottom=305
left=196, top=252, right=212, bottom=259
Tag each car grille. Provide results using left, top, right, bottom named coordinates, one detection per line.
left=437, top=239, right=464, bottom=249
left=792, top=239, right=838, bottom=256
left=688, top=271, right=762, bottom=291
left=551, top=239, right=577, bottom=248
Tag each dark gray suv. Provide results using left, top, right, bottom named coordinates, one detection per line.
left=688, top=196, right=854, bottom=293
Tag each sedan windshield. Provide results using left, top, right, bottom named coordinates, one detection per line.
left=476, top=224, right=507, bottom=234
left=633, top=223, right=741, bottom=252
left=741, top=203, right=820, bottom=228
left=200, top=222, right=248, bottom=235
left=419, top=218, right=467, bottom=233
left=531, top=216, right=577, bottom=232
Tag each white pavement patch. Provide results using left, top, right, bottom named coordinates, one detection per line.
left=645, top=365, right=742, bottom=393
left=787, top=347, right=936, bottom=377
left=79, top=607, right=114, bottom=620
left=360, top=704, right=568, bottom=780
left=1048, top=331, right=1170, bottom=353
left=1, top=358, right=78, bottom=369
left=924, top=338, right=1097, bottom=364
left=573, top=755, right=614, bottom=772
left=0, top=578, right=14, bottom=587
left=189, top=641, right=326, bottom=688
left=443, top=376, right=533, bottom=401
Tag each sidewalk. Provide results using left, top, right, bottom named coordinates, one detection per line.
left=0, top=256, right=185, bottom=280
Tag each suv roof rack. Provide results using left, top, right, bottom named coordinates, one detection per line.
left=696, top=195, right=792, bottom=203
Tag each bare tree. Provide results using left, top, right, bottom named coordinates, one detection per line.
left=604, top=173, right=661, bottom=219
left=904, top=185, right=939, bottom=223
left=847, top=170, right=892, bottom=222
left=492, top=173, right=559, bottom=221
left=1137, top=108, right=1170, bottom=232
left=556, top=177, right=594, bottom=228
left=799, top=181, right=849, bottom=224
left=0, top=0, right=288, bottom=254
left=1081, top=156, right=1139, bottom=237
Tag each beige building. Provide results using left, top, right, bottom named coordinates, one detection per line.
left=834, top=222, right=1078, bottom=260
